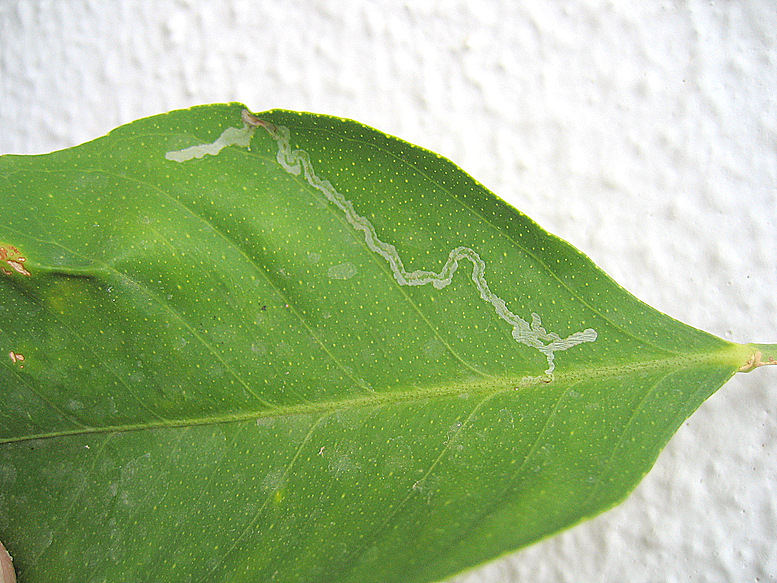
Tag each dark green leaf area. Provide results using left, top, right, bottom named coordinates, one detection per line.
left=0, top=104, right=764, bottom=583
left=0, top=364, right=732, bottom=583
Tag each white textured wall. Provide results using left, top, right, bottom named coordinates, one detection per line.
left=1, top=1, right=776, bottom=581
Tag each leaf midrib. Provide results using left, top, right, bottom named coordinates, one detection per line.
left=0, top=347, right=743, bottom=446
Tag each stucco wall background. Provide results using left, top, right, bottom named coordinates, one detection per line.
left=1, top=1, right=775, bottom=581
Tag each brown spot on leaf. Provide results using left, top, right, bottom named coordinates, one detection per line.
left=0, top=246, right=31, bottom=277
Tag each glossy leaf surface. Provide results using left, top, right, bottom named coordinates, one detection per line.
left=0, top=104, right=773, bottom=583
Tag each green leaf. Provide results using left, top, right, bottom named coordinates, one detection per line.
left=0, top=103, right=773, bottom=583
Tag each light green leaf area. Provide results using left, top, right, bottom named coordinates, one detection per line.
left=0, top=103, right=773, bottom=583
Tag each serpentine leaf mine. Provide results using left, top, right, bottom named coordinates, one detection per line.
left=165, top=110, right=597, bottom=374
